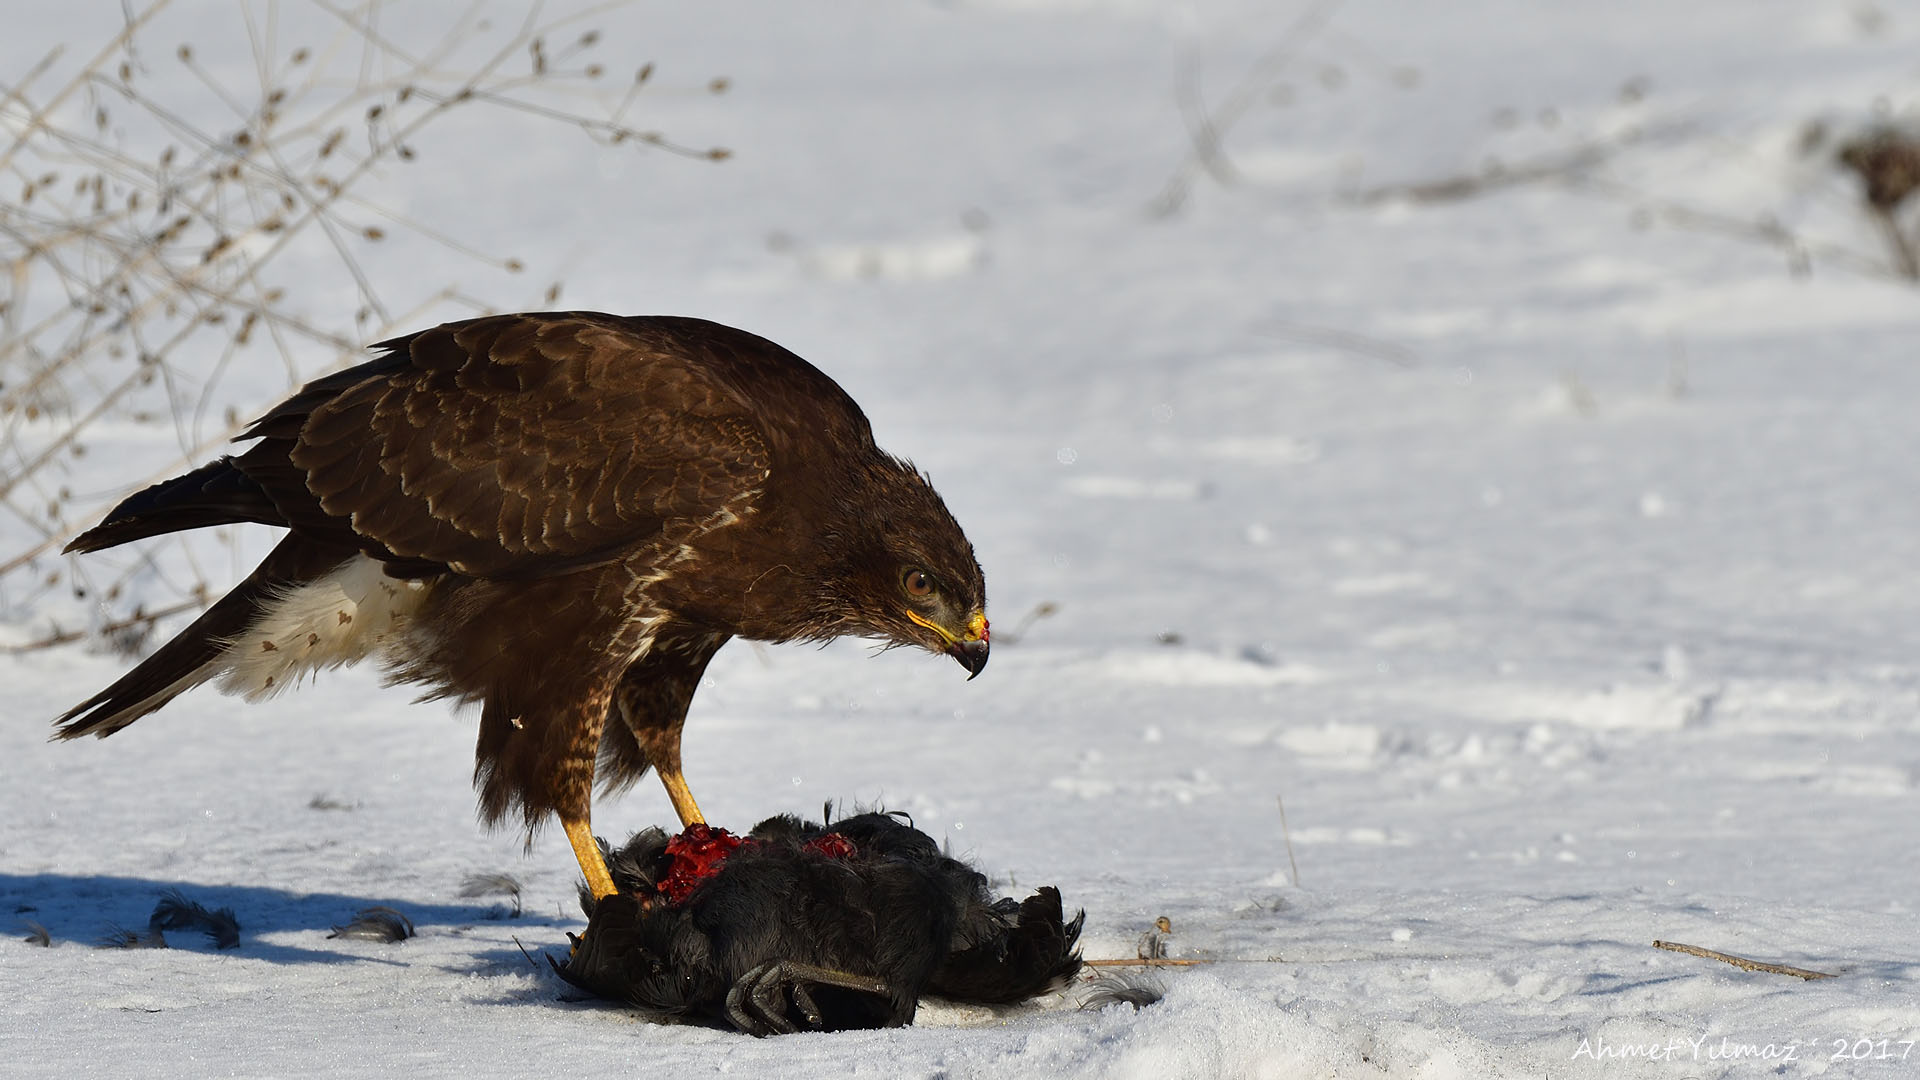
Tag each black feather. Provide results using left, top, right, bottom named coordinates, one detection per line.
left=62, top=458, right=281, bottom=554
left=1080, top=971, right=1165, bottom=1011
left=459, top=873, right=524, bottom=918
left=149, top=889, right=241, bottom=949
left=328, top=906, right=415, bottom=942
left=96, top=925, right=166, bottom=949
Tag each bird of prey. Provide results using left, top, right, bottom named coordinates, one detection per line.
left=52, top=312, right=990, bottom=900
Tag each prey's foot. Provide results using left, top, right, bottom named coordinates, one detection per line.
left=724, top=960, right=891, bottom=1037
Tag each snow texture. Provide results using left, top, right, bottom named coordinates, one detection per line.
left=5, top=1, right=1920, bottom=1077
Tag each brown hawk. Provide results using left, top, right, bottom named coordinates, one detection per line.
left=52, top=312, right=990, bottom=900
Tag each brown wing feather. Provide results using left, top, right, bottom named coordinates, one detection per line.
left=237, top=314, right=774, bottom=579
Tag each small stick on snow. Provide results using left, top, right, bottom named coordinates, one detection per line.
left=1084, top=958, right=1208, bottom=968
left=1275, top=794, right=1301, bottom=887
left=511, top=936, right=542, bottom=971
left=1652, top=940, right=1836, bottom=981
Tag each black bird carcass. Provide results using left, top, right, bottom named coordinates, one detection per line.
left=554, top=811, right=1083, bottom=1035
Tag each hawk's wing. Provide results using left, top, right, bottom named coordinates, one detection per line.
left=237, top=313, right=772, bottom=578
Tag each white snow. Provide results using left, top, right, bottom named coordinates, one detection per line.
left=6, top=1, right=1920, bottom=1077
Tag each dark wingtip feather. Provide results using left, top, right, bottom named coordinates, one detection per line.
left=51, top=662, right=198, bottom=742
left=51, top=534, right=353, bottom=742
left=62, top=459, right=277, bottom=554
left=51, top=682, right=176, bottom=741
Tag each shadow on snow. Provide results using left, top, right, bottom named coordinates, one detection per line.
left=1, top=871, right=580, bottom=966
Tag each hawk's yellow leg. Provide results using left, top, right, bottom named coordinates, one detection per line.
left=658, top=761, right=706, bottom=827
left=562, top=815, right=618, bottom=900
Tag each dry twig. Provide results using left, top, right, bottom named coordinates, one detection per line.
left=1084, top=957, right=1208, bottom=968
left=1652, top=939, right=1836, bottom=981
left=1275, top=793, right=1301, bottom=887
left=1345, top=125, right=1667, bottom=206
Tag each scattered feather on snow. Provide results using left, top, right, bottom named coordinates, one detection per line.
left=149, top=889, right=241, bottom=949
left=459, top=873, right=524, bottom=919
left=328, top=907, right=415, bottom=943
left=1080, top=971, right=1165, bottom=1011
left=95, top=926, right=167, bottom=950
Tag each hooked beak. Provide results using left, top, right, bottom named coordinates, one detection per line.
left=909, top=609, right=990, bottom=680
left=947, top=637, right=989, bottom=680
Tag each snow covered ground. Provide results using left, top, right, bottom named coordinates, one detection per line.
left=5, top=1, right=1920, bottom=1076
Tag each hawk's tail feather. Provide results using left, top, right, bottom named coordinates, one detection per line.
left=52, top=536, right=353, bottom=740
left=63, top=458, right=282, bottom=555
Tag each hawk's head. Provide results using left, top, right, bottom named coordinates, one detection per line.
left=816, top=457, right=989, bottom=678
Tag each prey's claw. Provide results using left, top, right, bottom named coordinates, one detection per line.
left=722, top=959, right=892, bottom=1036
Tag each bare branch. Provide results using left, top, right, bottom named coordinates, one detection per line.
left=0, top=2, right=728, bottom=636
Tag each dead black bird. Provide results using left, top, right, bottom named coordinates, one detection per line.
left=555, top=812, right=1083, bottom=1036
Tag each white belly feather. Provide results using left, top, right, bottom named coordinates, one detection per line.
left=216, top=554, right=429, bottom=700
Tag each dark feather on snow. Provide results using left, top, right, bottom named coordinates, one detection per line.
left=460, top=873, right=524, bottom=918
left=96, top=926, right=167, bottom=949
left=459, top=872, right=524, bottom=898
left=21, top=921, right=52, bottom=947
left=329, top=906, right=415, bottom=942
left=150, top=889, right=241, bottom=949
left=1080, top=971, right=1165, bottom=1011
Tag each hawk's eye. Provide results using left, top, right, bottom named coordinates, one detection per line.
left=902, top=569, right=935, bottom=597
